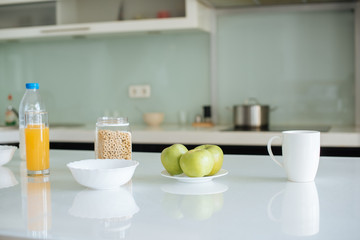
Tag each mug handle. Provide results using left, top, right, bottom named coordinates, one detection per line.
left=267, top=136, right=284, bottom=168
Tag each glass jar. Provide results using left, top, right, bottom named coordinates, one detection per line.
left=95, top=117, right=132, bottom=160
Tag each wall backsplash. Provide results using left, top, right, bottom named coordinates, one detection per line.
left=0, top=9, right=355, bottom=127
left=217, top=10, right=355, bottom=126
left=0, top=32, right=210, bottom=125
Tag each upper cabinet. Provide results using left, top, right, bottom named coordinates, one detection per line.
left=199, top=0, right=358, bottom=8
left=0, top=0, right=212, bottom=41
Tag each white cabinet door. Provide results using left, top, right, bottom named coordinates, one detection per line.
left=0, top=0, right=212, bottom=41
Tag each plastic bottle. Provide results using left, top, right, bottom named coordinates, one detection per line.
left=5, top=94, right=18, bottom=126
left=19, top=83, right=46, bottom=160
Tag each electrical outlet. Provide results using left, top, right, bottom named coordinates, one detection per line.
left=128, top=85, right=151, bottom=98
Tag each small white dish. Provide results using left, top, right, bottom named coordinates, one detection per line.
left=67, top=159, right=139, bottom=190
left=161, top=181, right=228, bottom=195
left=161, top=169, right=228, bottom=183
left=0, top=145, right=17, bottom=166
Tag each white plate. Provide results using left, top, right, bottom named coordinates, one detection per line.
left=161, top=169, right=228, bottom=183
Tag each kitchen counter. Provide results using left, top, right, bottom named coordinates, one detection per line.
left=1, top=124, right=360, bottom=147
left=1, top=124, right=360, bottom=157
left=0, top=150, right=359, bottom=239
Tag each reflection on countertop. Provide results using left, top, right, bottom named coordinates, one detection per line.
left=69, top=181, right=139, bottom=239
left=0, top=166, right=18, bottom=189
left=161, top=181, right=228, bottom=221
left=268, top=182, right=319, bottom=237
left=24, top=175, right=52, bottom=239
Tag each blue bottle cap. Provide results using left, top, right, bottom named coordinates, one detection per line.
left=26, top=83, right=39, bottom=89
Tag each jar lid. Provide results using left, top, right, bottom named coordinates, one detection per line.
left=96, top=117, right=129, bottom=126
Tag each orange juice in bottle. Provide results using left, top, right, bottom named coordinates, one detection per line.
left=25, top=112, right=49, bottom=176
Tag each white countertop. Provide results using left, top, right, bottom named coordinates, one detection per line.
left=0, top=150, right=359, bottom=239
left=1, top=124, right=360, bottom=147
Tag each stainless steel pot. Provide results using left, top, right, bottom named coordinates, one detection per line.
left=234, top=98, right=270, bottom=128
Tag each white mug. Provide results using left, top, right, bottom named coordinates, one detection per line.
left=267, top=130, right=320, bottom=182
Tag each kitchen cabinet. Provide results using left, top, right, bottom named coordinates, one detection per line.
left=199, top=0, right=357, bottom=8
left=0, top=0, right=212, bottom=41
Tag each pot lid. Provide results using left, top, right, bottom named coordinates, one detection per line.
left=244, top=98, right=261, bottom=106
left=237, top=98, right=268, bottom=107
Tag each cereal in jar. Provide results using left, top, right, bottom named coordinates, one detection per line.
left=95, top=117, right=132, bottom=160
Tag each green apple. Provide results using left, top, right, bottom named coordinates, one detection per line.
left=194, top=145, right=223, bottom=176
left=179, top=148, right=214, bottom=177
left=161, top=144, right=188, bottom=175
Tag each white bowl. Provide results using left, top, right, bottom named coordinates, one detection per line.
left=143, top=112, right=164, bottom=126
left=67, top=159, right=139, bottom=190
left=0, top=145, right=17, bottom=166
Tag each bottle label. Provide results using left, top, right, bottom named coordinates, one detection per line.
left=5, top=110, right=17, bottom=126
